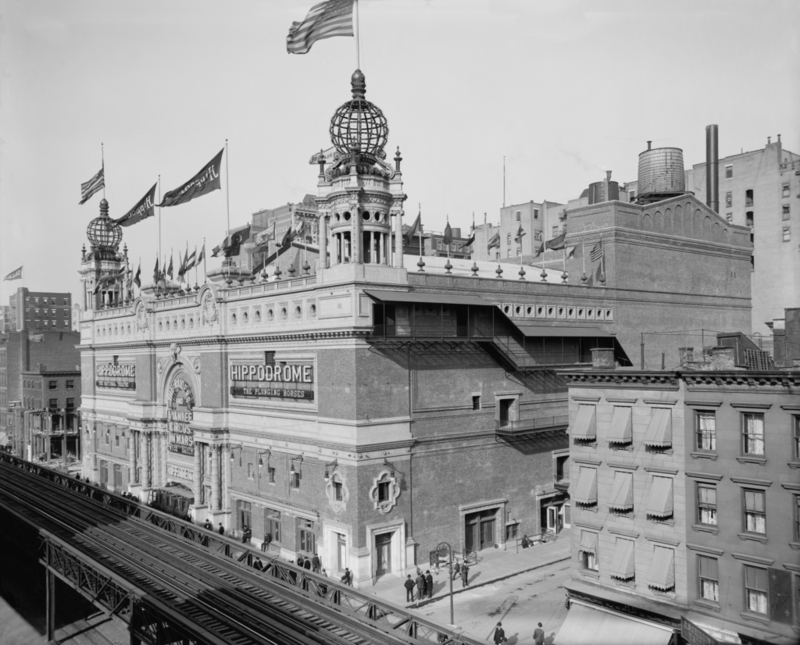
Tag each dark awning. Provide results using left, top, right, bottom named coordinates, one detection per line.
left=512, top=323, right=613, bottom=338
left=363, top=290, right=490, bottom=307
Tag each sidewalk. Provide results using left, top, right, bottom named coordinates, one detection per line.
left=369, top=528, right=572, bottom=609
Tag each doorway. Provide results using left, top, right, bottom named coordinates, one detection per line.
left=375, top=532, right=393, bottom=576
left=498, top=399, right=512, bottom=427
left=335, top=532, right=347, bottom=573
left=465, top=509, right=497, bottom=552
left=546, top=504, right=564, bottom=534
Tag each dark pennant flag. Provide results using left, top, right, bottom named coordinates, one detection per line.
left=115, top=183, right=157, bottom=227
left=160, top=149, right=224, bottom=208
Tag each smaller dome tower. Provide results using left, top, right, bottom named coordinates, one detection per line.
left=78, top=199, right=129, bottom=313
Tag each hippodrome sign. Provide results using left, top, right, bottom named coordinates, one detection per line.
left=229, top=362, right=314, bottom=401
left=96, top=363, right=136, bottom=389
left=168, top=374, right=195, bottom=455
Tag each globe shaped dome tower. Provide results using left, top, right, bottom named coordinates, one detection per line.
left=86, top=199, right=123, bottom=260
left=329, top=69, right=389, bottom=167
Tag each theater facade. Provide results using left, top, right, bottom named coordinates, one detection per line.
left=77, top=71, right=752, bottom=587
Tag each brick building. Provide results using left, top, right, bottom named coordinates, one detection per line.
left=558, top=333, right=800, bottom=644
left=7, top=287, right=73, bottom=332
left=78, top=69, right=755, bottom=591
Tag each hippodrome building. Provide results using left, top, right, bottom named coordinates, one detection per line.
left=77, top=70, right=753, bottom=588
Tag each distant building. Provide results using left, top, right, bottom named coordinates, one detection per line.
left=685, top=135, right=800, bottom=334
left=0, top=305, right=13, bottom=333
left=7, top=287, right=72, bottom=332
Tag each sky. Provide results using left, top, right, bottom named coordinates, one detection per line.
left=1, top=0, right=798, bottom=303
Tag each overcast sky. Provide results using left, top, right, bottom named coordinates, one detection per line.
left=1, top=0, right=798, bottom=302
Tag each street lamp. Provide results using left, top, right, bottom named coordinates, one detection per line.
left=436, top=541, right=455, bottom=626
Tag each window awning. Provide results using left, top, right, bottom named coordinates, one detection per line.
left=578, top=530, right=598, bottom=558
left=647, top=546, right=675, bottom=591
left=608, top=471, right=633, bottom=511
left=362, top=290, right=490, bottom=307
left=570, top=405, right=596, bottom=440
left=646, top=476, right=674, bottom=518
left=607, top=406, right=632, bottom=444
left=643, top=408, right=672, bottom=447
left=512, top=322, right=613, bottom=338
left=556, top=601, right=674, bottom=645
left=574, top=467, right=597, bottom=506
left=609, top=539, right=636, bottom=581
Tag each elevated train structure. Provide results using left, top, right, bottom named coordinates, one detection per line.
left=0, top=454, right=475, bottom=645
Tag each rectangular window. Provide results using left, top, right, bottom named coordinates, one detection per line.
left=783, top=183, right=791, bottom=198
left=299, top=521, right=315, bottom=553
left=583, top=550, right=598, bottom=571
left=49, top=398, right=58, bottom=409
left=268, top=466, right=276, bottom=484
left=783, top=227, right=791, bottom=242
left=66, top=398, right=74, bottom=410
left=783, top=205, right=791, bottom=220
left=472, top=395, right=481, bottom=410
left=66, top=380, right=74, bottom=389
left=698, top=556, right=719, bottom=602
left=744, top=566, right=768, bottom=614
left=247, top=463, right=255, bottom=479
left=265, top=508, right=281, bottom=543
left=515, top=211, right=521, bottom=221
left=726, top=213, right=732, bottom=222
left=794, top=417, right=800, bottom=459
left=795, top=495, right=800, bottom=541
left=115, top=433, right=119, bottom=447
left=378, top=481, right=390, bottom=503
left=696, top=411, right=716, bottom=451
left=533, top=208, right=539, bottom=220
left=744, top=489, right=766, bottom=534
left=334, top=481, right=343, bottom=502
left=49, top=380, right=57, bottom=390
left=725, top=192, right=732, bottom=208
left=725, top=164, right=733, bottom=179
left=628, top=190, right=635, bottom=201
left=290, top=471, right=300, bottom=489
left=505, top=523, right=519, bottom=540
left=742, top=413, right=765, bottom=455
left=697, top=484, right=717, bottom=525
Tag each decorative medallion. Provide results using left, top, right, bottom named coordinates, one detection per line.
left=369, top=469, right=401, bottom=514
left=170, top=342, right=182, bottom=363
left=201, top=290, right=218, bottom=324
left=325, top=472, right=350, bottom=514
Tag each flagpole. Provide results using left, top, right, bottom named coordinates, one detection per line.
left=503, top=156, right=506, bottom=207
left=225, top=140, right=231, bottom=237
left=203, top=238, right=207, bottom=284
left=101, top=143, right=106, bottom=199
left=354, top=0, right=361, bottom=70
left=158, top=175, right=162, bottom=269
left=582, top=241, right=586, bottom=275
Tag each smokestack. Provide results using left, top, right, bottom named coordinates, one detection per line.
left=604, top=171, right=612, bottom=202
left=705, top=125, right=719, bottom=213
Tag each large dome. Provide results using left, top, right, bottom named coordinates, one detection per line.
left=87, top=199, right=122, bottom=258
left=329, top=69, right=388, bottom=162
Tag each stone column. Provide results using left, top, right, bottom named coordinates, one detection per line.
left=352, top=207, right=362, bottom=264
left=318, top=215, right=328, bottom=270
left=222, top=444, right=231, bottom=511
left=394, top=210, right=404, bottom=268
left=129, top=430, right=137, bottom=483
left=193, top=442, right=202, bottom=504
left=161, top=431, right=168, bottom=485
left=210, top=446, right=220, bottom=511
left=379, top=232, right=385, bottom=265
left=142, top=432, right=151, bottom=489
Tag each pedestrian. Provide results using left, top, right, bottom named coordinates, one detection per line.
left=253, top=558, right=263, bottom=571
left=321, top=568, right=328, bottom=577
left=204, top=519, right=212, bottom=530
left=522, top=534, right=531, bottom=548
left=218, top=523, right=225, bottom=536
left=311, top=552, right=321, bottom=573
left=303, top=558, right=312, bottom=570
left=242, top=526, right=251, bottom=544
left=404, top=574, right=415, bottom=602
left=415, top=572, right=425, bottom=600
left=452, top=561, right=461, bottom=581
left=425, top=570, right=434, bottom=598
left=262, top=531, right=272, bottom=552
left=493, top=622, right=507, bottom=644
left=533, top=622, right=545, bottom=645
left=297, top=555, right=306, bottom=569
left=461, top=563, right=469, bottom=588
left=344, top=568, right=352, bottom=585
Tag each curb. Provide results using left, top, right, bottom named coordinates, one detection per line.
left=404, top=554, right=571, bottom=610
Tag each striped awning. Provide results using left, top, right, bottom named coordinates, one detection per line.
left=643, top=408, right=672, bottom=448
left=645, top=476, right=674, bottom=519
left=574, top=467, right=597, bottom=506
left=578, top=530, right=598, bottom=558
left=571, top=405, right=596, bottom=440
left=609, top=539, right=636, bottom=581
left=647, top=546, right=675, bottom=591
left=556, top=601, right=674, bottom=645
left=608, top=471, right=633, bottom=512
left=607, top=406, right=632, bottom=444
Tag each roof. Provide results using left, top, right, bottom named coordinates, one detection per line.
left=556, top=601, right=673, bottom=645
left=512, top=322, right=612, bottom=338
left=363, top=290, right=490, bottom=307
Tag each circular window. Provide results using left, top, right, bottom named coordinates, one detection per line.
left=343, top=212, right=352, bottom=221
left=335, top=213, right=341, bottom=222
left=503, top=305, right=511, bottom=314
left=362, top=211, right=371, bottom=221
left=375, top=212, right=382, bottom=222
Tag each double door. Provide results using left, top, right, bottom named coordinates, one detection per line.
left=465, top=509, right=497, bottom=552
left=375, top=532, right=392, bottom=576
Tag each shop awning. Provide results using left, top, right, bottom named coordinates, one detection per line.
left=647, top=546, right=675, bottom=591
left=573, top=467, right=597, bottom=506
left=646, top=476, right=674, bottom=519
left=513, top=323, right=613, bottom=338
left=607, top=406, right=632, bottom=444
left=362, top=290, right=490, bottom=307
left=643, top=408, right=672, bottom=447
left=609, top=538, right=636, bottom=580
left=570, top=405, right=596, bottom=440
left=578, top=530, right=598, bottom=558
left=608, top=471, right=633, bottom=511
left=557, top=601, right=674, bottom=645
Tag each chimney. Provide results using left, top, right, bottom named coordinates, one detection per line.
left=591, top=347, right=615, bottom=369
left=709, top=346, right=736, bottom=370
left=767, top=136, right=771, bottom=145
left=604, top=170, right=612, bottom=202
left=647, top=141, right=652, bottom=151
left=678, top=347, right=694, bottom=365
left=705, top=125, right=719, bottom=213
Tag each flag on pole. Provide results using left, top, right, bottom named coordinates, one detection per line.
left=79, top=167, right=105, bottom=205
left=247, top=220, right=277, bottom=254
left=115, top=183, right=157, bottom=227
left=443, top=221, right=453, bottom=246
left=3, top=266, right=23, bottom=281
left=184, top=248, right=198, bottom=272
left=177, top=247, right=189, bottom=282
left=590, top=239, right=604, bottom=262
left=133, top=263, right=142, bottom=289
left=167, top=255, right=174, bottom=280
left=487, top=232, right=500, bottom=251
left=196, top=244, right=205, bottom=266
left=153, top=258, right=160, bottom=284
left=514, top=225, right=526, bottom=243
left=287, top=0, right=355, bottom=55
left=160, top=149, right=224, bottom=208
left=404, top=213, right=421, bottom=245
left=546, top=232, right=566, bottom=250
left=464, top=231, right=475, bottom=247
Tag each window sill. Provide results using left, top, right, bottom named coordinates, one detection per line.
left=609, top=510, right=635, bottom=519
left=692, top=524, right=719, bottom=535
left=693, top=599, right=721, bottom=613
left=740, top=611, right=770, bottom=625
left=690, top=452, right=718, bottom=461
left=611, top=578, right=636, bottom=589
left=648, top=517, right=675, bottom=527
left=788, top=461, right=800, bottom=469
left=736, top=456, right=766, bottom=465
left=609, top=443, right=633, bottom=451
left=738, top=532, right=767, bottom=544
left=789, top=542, right=800, bottom=551
left=575, top=504, right=598, bottom=513
left=579, top=569, right=600, bottom=579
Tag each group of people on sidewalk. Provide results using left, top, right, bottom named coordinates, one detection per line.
left=493, top=621, right=545, bottom=645
left=404, top=561, right=471, bottom=603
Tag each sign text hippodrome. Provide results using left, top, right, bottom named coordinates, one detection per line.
left=230, top=363, right=313, bottom=383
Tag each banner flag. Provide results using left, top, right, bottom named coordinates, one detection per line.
left=514, top=225, right=526, bottom=243
left=287, top=0, right=354, bottom=55
left=590, top=239, right=604, bottom=262
left=3, top=266, right=23, bottom=281
left=153, top=258, right=160, bottom=283
left=545, top=232, right=566, bottom=250
left=80, top=166, right=105, bottom=204
left=247, top=220, right=277, bottom=254
left=133, top=263, right=141, bottom=288
left=167, top=255, right=174, bottom=280
left=487, top=232, right=500, bottom=250
left=160, top=149, right=224, bottom=208
left=443, top=221, right=453, bottom=246
left=115, top=183, right=157, bottom=227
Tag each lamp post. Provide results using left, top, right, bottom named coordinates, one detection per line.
left=61, top=408, right=68, bottom=470
left=436, top=541, right=455, bottom=626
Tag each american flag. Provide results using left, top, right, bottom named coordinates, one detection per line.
left=79, top=166, right=104, bottom=205
left=287, top=0, right=354, bottom=55
left=590, top=239, right=604, bottom=262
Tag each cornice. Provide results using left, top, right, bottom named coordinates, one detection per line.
left=561, top=371, right=680, bottom=389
